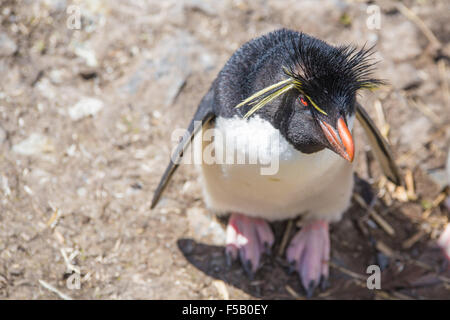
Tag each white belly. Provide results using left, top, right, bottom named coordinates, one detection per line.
left=196, top=116, right=354, bottom=222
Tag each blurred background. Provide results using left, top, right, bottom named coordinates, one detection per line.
left=0, top=0, right=449, bottom=299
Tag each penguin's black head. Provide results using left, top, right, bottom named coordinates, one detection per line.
left=276, top=86, right=357, bottom=161
left=237, top=31, right=383, bottom=162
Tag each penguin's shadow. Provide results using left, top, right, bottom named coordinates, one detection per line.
left=176, top=175, right=435, bottom=299
left=177, top=219, right=307, bottom=299
left=176, top=219, right=369, bottom=300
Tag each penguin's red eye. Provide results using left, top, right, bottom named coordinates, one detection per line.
left=299, top=96, right=308, bottom=106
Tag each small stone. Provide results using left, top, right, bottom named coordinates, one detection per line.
left=66, top=144, right=76, bottom=157
left=1, top=174, right=11, bottom=197
left=77, top=187, right=87, bottom=197
left=182, top=180, right=201, bottom=195
left=49, top=69, right=64, bottom=84
left=9, top=264, right=24, bottom=276
left=0, top=126, right=6, bottom=144
left=426, top=168, right=448, bottom=189
left=23, top=185, right=33, bottom=195
left=376, top=252, right=390, bottom=271
left=74, top=44, right=98, bottom=67
left=187, top=207, right=226, bottom=245
left=13, top=133, right=53, bottom=156
left=69, top=97, right=104, bottom=121
left=185, top=0, right=220, bottom=16
left=366, top=219, right=377, bottom=229
left=36, top=78, right=57, bottom=100
left=44, top=0, right=67, bottom=12
left=0, top=34, right=17, bottom=57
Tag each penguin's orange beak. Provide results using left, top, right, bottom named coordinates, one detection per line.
left=319, top=117, right=354, bottom=162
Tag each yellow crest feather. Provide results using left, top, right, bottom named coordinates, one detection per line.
left=243, top=83, right=295, bottom=118
left=234, top=78, right=293, bottom=110
left=234, top=67, right=329, bottom=118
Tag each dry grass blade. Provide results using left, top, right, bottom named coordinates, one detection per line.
left=212, top=280, right=229, bottom=300
left=391, top=291, right=414, bottom=300
left=408, top=97, right=442, bottom=126
left=374, top=100, right=390, bottom=140
left=285, top=285, right=305, bottom=300
left=422, top=192, right=447, bottom=219
left=329, top=261, right=366, bottom=281
left=278, top=220, right=294, bottom=256
left=353, top=193, right=396, bottom=236
left=39, top=280, right=73, bottom=300
left=407, top=259, right=450, bottom=284
left=46, top=208, right=60, bottom=228
left=438, top=60, right=449, bottom=108
left=395, top=2, right=441, bottom=49
left=402, top=230, right=427, bottom=249
left=405, top=170, right=417, bottom=201
left=376, top=240, right=395, bottom=257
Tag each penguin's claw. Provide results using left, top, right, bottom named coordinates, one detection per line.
left=225, top=213, right=274, bottom=277
left=243, top=260, right=254, bottom=279
left=306, top=281, right=317, bottom=299
left=263, top=242, right=271, bottom=255
left=288, top=261, right=296, bottom=275
left=225, top=247, right=237, bottom=268
left=286, top=219, right=330, bottom=297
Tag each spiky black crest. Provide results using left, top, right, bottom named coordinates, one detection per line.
left=284, top=33, right=384, bottom=97
left=235, top=30, right=384, bottom=118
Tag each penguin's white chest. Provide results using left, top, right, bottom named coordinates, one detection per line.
left=197, top=116, right=354, bottom=222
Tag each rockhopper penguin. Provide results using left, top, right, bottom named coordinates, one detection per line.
left=151, top=29, right=402, bottom=295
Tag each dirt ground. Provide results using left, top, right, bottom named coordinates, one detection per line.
left=0, top=0, right=449, bottom=300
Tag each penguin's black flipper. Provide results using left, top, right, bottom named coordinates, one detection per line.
left=355, top=102, right=403, bottom=186
left=151, top=89, right=216, bottom=209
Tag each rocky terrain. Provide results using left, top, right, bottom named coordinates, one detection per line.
left=0, top=0, right=449, bottom=299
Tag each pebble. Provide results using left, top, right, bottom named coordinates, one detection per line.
left=0, top=34, right=17, bottom=57
left=74, top=44, right=98, bottom=67
left=44, top=0, right=67, bottom=12
left=77, top=187, right=87, bottom=197
left=0, top=125, right=6, bottom=144
left=187, top=207, right=226, bottom=245
left=426, top=168, right=447, bottom=189
left=12, top=133, right=53, bottom=156
left=69, top=97, right=104, bottom=121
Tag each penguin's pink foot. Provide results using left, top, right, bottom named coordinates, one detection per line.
left=286, top=219, right=330, bottom=297
left=438, top=224, right=450, bottom=262
left=225, top=213, right=274, bottom=278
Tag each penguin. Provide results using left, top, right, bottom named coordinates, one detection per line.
left=151, top=29, right=402, bottom=296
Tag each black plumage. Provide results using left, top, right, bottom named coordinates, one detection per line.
left=152, top=28, right=400, bottom=208
left=213, top=29, right=382, bottom=118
